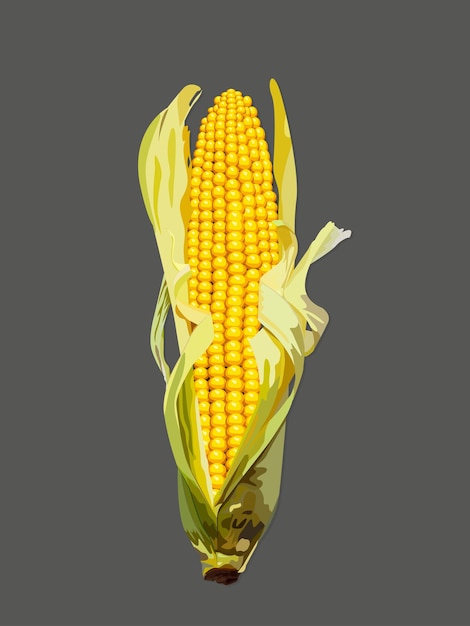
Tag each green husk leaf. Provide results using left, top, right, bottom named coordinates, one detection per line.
left=150, top=275, right=171, bottom=383
left=177, top=470, right=217, bottom=562
left=162, top=269, right=214, bottom=507
left=202, top=420, right=287, bottom=576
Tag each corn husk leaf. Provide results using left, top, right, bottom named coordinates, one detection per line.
left=270, top=78, right=297, bottom=232
left=138, top=84, right=202, bottom=352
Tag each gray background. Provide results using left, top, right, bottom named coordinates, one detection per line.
left=1, top=2, right=468, bottom=625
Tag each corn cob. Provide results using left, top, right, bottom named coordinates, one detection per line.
left=187, top=89, right=280, bottom=494
left=138, top=80, right=351, bottom=584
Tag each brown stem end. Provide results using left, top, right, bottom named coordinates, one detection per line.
left=204, top=567, right=240, bottom=585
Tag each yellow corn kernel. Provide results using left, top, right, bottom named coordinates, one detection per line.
left=200, top=414, right=211, bottom=428
left=228, top=435, right=243, bottom=448
left=244, top=391, right=259, bottom=404
left=209, top=438, right=226, bottom=451
left=227, top=424, right=245, bottom=437
left=225, top=377, right=244, bottom=392
left=209, top=463, right=227, bottom=476
left=210, top=426, right=227, bottom=439
left=208, top=388, right=225, bottom=402
left=208, top=449, right=226, bottom=464
left=227, top=413, right=244, bottom=426
left=211, top=413, right=227, bottom=427
left=211, top=474, right=225, bottom=488
left=193, top=367, right=208, bottom=379
left=225, top=351, right=243, bottom=366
